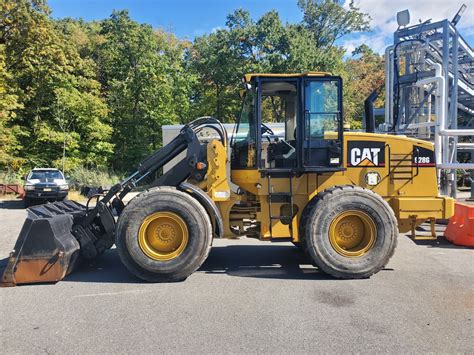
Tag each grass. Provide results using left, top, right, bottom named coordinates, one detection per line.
left=0, top=194, right=20, bottom=200
left=0, top=171, right=23, bottom=185
left=0, top=190, right=87, bottom=202
left=68, top=167, right=123, bottom=190
left=67, top=190, right=88, bottom=203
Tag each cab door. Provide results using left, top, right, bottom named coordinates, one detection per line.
left=301, top=77, right=344, bottom=170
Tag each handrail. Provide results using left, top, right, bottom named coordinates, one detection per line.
left=385, top=143, right=391, bottom=174
left=413, top=147, right=420, bottom=178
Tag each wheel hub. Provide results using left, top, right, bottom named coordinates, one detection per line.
left=329, top=210, right=376, bottom=257
left=138, top=212, right=188, bottom=261
left=338, top=221, right=358, bottom=241
left=156, top=224, right=176, bottom=243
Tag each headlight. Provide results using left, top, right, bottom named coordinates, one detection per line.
left=59, top=184, right=69, bottom=190
left=25, top=185, right=35, bottom=191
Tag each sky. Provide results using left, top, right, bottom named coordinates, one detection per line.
left=48, top=0, right=474, bottom=55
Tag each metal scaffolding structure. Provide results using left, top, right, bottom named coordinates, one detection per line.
left=382, top=15, right=474, bottom=197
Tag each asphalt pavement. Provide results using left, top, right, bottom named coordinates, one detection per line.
left=0, top=199, right=473, bottom=353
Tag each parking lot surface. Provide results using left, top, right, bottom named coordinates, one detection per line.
left=1, top=199, right=473, bottom=353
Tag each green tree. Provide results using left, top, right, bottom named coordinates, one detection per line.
left=344, top=44, right=385, bottom=128
left=155, top=29, right=195, bottom=125
left=97, top=11, right=190, bottom=171
left=190, top=9, right=291, bottom=122
left=190, top=28, right=242, bottom=122
left=0, top=44, right=22, bottom=169
left=189, top=2, right=369, bottom=123
left=1, top=0, right=113, bottom=171
left=0, top=0, right=377, bottom=177
left=297, top=0, right=370, bottom=48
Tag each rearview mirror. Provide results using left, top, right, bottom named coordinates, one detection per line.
left=241, top=82, right=252, bottom=91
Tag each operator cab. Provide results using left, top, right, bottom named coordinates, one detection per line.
left=231, top=73, right=344, bottom=173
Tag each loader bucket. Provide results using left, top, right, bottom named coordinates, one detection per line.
left=1, top=201, right=87, bottom=287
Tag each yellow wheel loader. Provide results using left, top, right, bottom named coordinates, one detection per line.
left=1, top=73, right=455, bottom=286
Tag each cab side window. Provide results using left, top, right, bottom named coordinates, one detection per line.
left=304, top=80, right=339, bottom=139
left=260, top=81, right=298, bottom=169
left=303, top=79, right=342, bottom=167
left=231, top=88, right=257, bottom=169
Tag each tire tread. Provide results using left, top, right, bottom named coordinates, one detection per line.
left=300, top=185, right=398, bottom=279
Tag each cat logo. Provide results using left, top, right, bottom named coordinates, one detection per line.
left=347, top=141, right=385, bottom=167
left=351, top=148, right=381, bottom=166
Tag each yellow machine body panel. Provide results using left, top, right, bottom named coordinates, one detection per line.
left=206, top=139, right=231, bottom=202
left=223, top=132, right=454, bottom=241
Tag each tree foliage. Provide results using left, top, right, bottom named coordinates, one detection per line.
left=1, top=0, right=112, bottom=171
left=188, top=1, right=371, bottom=124
left=344, top=44, right=385, bottom=129
left=95, top=11, right=188, bottom=171
left=0, top=0, right=383, bottom=175
left=297, top=0, right=370, bottom=48
left=0, top=44, right=22, bottom=168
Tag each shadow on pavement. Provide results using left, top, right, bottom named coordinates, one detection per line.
left=200, top=244, right=334, bottom=280
left=404, top=222, right=473, bottom=249
left=65, top=249, right=140, bottom=284
left=62, top=245, right=334, bottom=283
left=406, top=235, right=474, bottom=250
left=2, top=245, right=397, bottom=285
left=0, top=199, right=24, bottom=210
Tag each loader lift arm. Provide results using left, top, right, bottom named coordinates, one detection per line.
left=74, top=117, right=226, bottom=258
left=1, top=117, right=226, bottom=286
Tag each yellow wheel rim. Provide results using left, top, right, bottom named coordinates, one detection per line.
left=138, top=212, right=188, bottom=261
left=329, top=210, right=376, bottom=257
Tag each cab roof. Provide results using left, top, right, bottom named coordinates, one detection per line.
left=243, top=72, right=332, bottom=82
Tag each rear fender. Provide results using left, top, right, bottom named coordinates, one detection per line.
left=178, top=182, right=223, bottom=238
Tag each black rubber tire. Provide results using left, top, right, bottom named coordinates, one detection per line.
left=116, top=186, right=213, bottom=282
left=300, top=185, right=398, bottom=279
